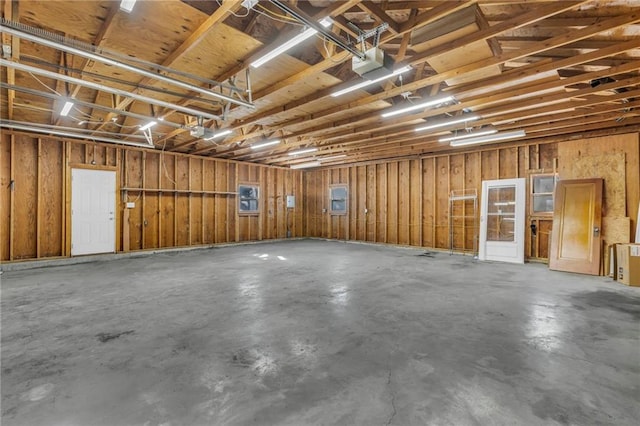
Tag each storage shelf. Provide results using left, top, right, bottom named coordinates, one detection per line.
left=121, top=187, right=237, bottom=195
left=449, top=189, right=478, bottom=257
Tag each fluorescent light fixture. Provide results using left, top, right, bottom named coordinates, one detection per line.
left=320, top=154, right=347, bottom=161
left=288, top=147, right=318, bottom=156
left=60, top=100, right=74, bottom=117
left=449, top=130, right=526, bottom=147
left=139, top=121, right=157, bottom=131
left=120, top=0, right=136, bottom=13
left=438, top=128, right=497, bottom=143
left=331, top=66, right=412, bottom=98
left=290, top=161, right=321, bottom=169
left=251, top=139, right=281, bottom=150
left=204, top=129, right=232, bottom=141
left=415, top=115, right=480, bottom=132
left=381, top=96, right=454, bottom=118
left=251, top=18, right=332, bottom=68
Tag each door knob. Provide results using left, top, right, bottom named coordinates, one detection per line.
left=594, top=226, right=600, bottom=236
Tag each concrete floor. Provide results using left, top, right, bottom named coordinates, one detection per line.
left=1, top=240, right=639, bottom=426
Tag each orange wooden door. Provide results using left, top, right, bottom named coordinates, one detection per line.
left=549, top=178, right=603, bottom=275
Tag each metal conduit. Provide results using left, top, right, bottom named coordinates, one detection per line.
left=0, top=18, right=240, bottom=92
left=0, top=120, right=156, bottom=148
left=0, top=82, right=185, bottom=130
left=1, top=59, right=222, bottom=121
left=0, top=22, right=255, bottom=109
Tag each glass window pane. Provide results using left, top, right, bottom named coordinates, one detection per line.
left=533, top=194, right=553, bottom=213
left=238, top=185, right=259, bottom=212
left=487, top=185, right=515, bottom=242
left=533, top=176, right=555, bottom=193
left=487, top=216, right=515, bottom=242
left=331, top=187, right=347, bottom=200
left=330, top=186, right=347, bottom=213
left=332, top=200, right=346, bottom=211
left=488, top=186, right=515, bottom=214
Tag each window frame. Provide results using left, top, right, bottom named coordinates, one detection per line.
left=329, top=184, right=348, bottom=215
left=238, top=183, right=260, bottom=215
left=529, top=173, right=556, bottom=217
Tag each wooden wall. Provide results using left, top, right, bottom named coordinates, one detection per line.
left=304, top=134, right=640, bottom=260
left=2, top=132, right=637, bottom=263
left=0, top=132, right=304, bottom=262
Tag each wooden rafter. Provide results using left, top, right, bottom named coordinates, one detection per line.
left=91, top=0, right=243, bottom=134
left=2, top=0, right=18, bottom=120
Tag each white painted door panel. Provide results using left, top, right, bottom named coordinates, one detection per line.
left=479, top=178, right=526, bottom=264
left=71, top=169, right=116, bottom=255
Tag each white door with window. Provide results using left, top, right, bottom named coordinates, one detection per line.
left=71, top=168, right=116, bottom=255
left=479, top=178, right=526, bottom=263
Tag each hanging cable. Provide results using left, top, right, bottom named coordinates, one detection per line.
left=29, top=72, right=62, bottom=96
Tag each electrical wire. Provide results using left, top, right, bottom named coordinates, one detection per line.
left=256, top=3, right=299, bottom=22
left=29, top=72, right=62, bottom=96
left=215, top=0, right=250, bottom=18
left=322, top=37, right=347, bottom=63
left=160, top=138, right=177, bottom=186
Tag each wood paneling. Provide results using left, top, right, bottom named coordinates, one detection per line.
left=13, top=135, right=38, bottom=259
left=303, top=134, right=639, bottom=259
left=558, top=134, right=639, bottom=240
left=0, top=134, right=12, bottom=260
left=39, top=139, right=63, bottom=257
left=1, top=132, right=637, bottom=263
left=0, top=133, right=303, bottom=262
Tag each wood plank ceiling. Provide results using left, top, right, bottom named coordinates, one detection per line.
left=1, top=0, right=639, bottom=168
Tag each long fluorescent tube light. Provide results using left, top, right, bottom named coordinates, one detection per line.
left=381, top=96, right=454, bottom=118
left=320, top=154, right=347, bottom=161
left=251, top=18, right=332, bottom=68
left=331, top=66, right=412, bottom=98
left=251, top=140, right=281, bottom=150
left=1, top=120, right=154, bottom=148
left=120, top=0, right=136, bottom=13
left=204, top=129, right=232, bottom=141
left=288, top=147, right=318, bottom=156
left=60, top=101, right=74, bottom=117
left=415, top=115, right=480, bottom=132
left=139, top=121, right=157, bottom=131
left=449, top=130, right=526, bottom=147
left=438, top=128, right=497, bottom=143
left=290, top=161, right=321, bottom=169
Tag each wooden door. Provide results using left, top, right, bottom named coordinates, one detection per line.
left=549, top=178, right=603, bottom=275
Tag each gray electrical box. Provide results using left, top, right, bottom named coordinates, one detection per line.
left=286, top=195, right=295, bottom=208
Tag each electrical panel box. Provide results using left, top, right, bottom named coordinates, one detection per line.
left=286, top=195, right=295, bottom=208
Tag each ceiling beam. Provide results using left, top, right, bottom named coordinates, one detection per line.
left=2, top=0, right=19, bottom=120
left=91, top=0, right=243, bottom=134
left=192, top=0, right=585, bottom=153
left=166, top=0, right=477, bottom=152
left=358, top=1, right=400, bottom=34
left=251, top=13, right=640, bottom=149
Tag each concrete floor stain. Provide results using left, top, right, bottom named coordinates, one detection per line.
left=95, top=330, right=135, bottom=343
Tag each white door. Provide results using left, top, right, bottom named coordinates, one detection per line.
left=71, top=169, right=116, bottom=255
left=479, top=178, right=526, bottom=263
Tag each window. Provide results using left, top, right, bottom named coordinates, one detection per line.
left=329, top=185, right=348, bottom=215
left=530, top=174, right=556, bottom=216
left=238, top=184, right=259, bottom=214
